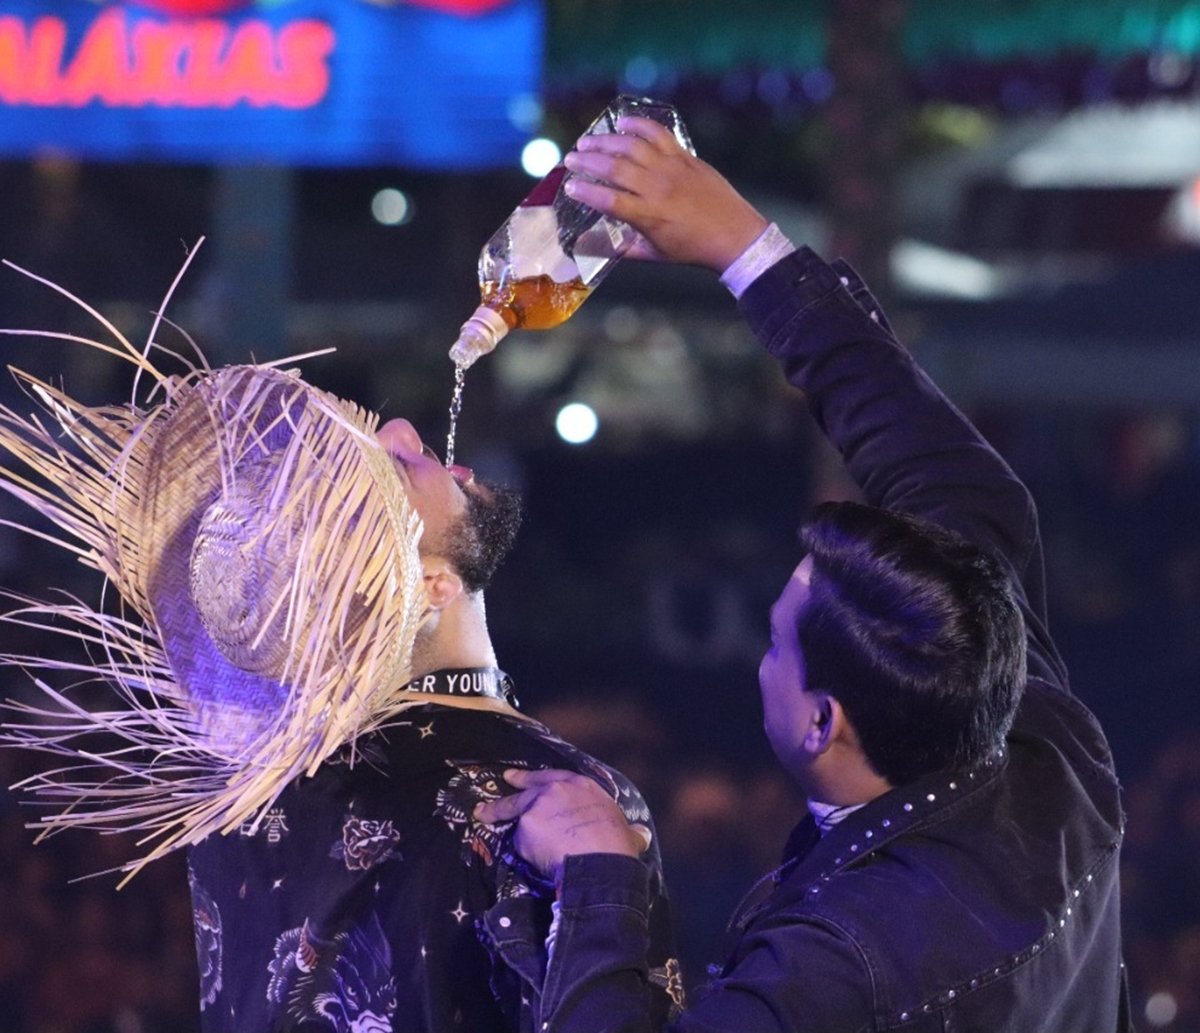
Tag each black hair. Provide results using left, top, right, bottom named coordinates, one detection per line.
left=444, top=482, right=524, bottom=594
left=796, top=501, right=1026, bottom=786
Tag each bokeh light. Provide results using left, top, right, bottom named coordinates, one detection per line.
left=521, top=137, right=562, bottom=178
left=555, top=402, right=599, bottom=444
left=370, top=188, right=412, bottom=226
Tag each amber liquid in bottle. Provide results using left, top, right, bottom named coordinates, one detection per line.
left=482, top=275, right=594, bottom=331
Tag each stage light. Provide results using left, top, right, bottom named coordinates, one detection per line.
left=521, top=138, right=562, bottom=178
left=371, top=188, right=412, bottom=226
left=555, top=402, right=598, bottom=445
left=1145, top=991, right=1178, bottom=1027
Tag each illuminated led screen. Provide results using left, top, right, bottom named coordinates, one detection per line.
left=0, top=0, right=542, bottom=167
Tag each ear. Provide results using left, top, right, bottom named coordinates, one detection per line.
left=802, top=694, right=839, bottom=755
left=422, top=559, right=465, bottom=611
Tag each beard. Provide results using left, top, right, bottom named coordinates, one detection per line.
left=443, top=481, right=523, bottom=594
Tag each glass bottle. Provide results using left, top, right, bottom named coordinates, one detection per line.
left=448, top=95, right=693, bottom=369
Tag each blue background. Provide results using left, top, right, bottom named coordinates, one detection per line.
left=0, top=0, right=542, bottom=166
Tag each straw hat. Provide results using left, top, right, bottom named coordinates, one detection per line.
left=0, top=262, right=428, bottom=880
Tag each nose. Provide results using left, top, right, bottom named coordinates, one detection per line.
left=377, top=418, right=423, bottom=458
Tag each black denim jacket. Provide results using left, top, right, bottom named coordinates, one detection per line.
left=483, top=248, right=1132, bottom=1033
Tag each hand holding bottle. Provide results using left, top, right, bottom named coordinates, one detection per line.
left=449, top=97, right=693, bottom=370
left=564, top=116, right=769, bottom=275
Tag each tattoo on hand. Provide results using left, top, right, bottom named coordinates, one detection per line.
left=551, top=804, right=603, bottom=821
left=564, top=817, right=622, bottom=839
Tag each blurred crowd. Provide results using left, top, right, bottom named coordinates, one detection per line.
left=1122, top=732, right=1200, bottom=1031
left=0, top=748, right=198, bottom=1033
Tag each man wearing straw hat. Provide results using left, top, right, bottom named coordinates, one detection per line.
left=476, top=119, right=1130, bottom=1031
left=0, top=278, right=680, bottom=1031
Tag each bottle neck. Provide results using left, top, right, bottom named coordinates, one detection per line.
left=449, top=306, right=510, bottom=369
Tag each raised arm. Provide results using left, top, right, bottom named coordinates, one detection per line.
left=738, top=252, right=1049, bottom=625
left=566, top=116, right=1064, bottom=684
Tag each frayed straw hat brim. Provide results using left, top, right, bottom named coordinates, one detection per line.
left=0, top=252, right=431, bottom=882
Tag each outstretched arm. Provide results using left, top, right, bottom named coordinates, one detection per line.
left=567, top=115, right=1062, bottom=681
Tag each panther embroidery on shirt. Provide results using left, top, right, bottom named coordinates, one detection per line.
left=435, top=761, right=520, bottom=867
left=267, top=913, right=397, bottom=1033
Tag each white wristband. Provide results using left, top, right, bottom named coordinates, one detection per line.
left=719, top=223, right=797, bottom=299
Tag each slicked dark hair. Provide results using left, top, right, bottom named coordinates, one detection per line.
left=796, top=501, right=1026, bottom=786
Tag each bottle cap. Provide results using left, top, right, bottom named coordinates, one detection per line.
left=448, top=306, right=510, bottom=369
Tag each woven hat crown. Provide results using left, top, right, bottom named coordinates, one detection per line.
left=133, top=365, right=424, bottom=761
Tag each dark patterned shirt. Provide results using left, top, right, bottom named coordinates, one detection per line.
left=187, top=700, right=678, bottom=1032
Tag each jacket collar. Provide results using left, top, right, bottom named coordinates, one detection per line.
left=730, top=745, right=1009, bottom=936
left=797, top=745, right=1007, bottom=878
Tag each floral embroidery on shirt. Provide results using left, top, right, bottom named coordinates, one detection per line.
left=331, top=815, right=403, bottom=871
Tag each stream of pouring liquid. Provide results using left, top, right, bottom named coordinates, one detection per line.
left=445, top=361, right=466, bottom=468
